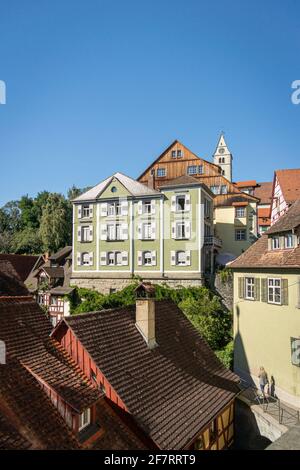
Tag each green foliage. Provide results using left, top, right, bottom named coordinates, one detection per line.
left=218, top=267, right=233, bottom=284
left=215, top=341, right=234, bottom=369
left=39, top=194, right=72, bottom=253
left=11, top=227, right=43, bottom=254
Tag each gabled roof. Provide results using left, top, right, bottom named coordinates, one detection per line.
left=0, top=260, right=29, bottom=297
left=275, top=169, right=300, bottom=204
left=73, top=172, right=160, bottom=202
left=0, top=254, right=40, bottom=282
left=235, top=180, right=258, bottom=188
left=159, top=175, right=215, bottom=197
left=267, top=198, right=300, bottom=234
left=49, top=246, right=72, bottom=262
left=53, top=301, right=239, bottom=450
left=41, top=266, right=65, bottom=279
left=254, top=182, right=273, bottom=205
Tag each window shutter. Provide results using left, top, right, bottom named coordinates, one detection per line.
left=89, top=204, right=94, bottom=218
left=151, top=200, right=156, bottom=214
left=89, top=225, right=93, bottom=242
left=186, top=221, right=191, bottom=239
left=77, top=252, right=81, bottom=266
left=121, top=223, right=128, bottom=240
left=151, top=222, right=156, bottom=240
left=171, top=195, right=176, bottom=212
left=281, top=279, right=289, bottom=306
left=261, top=278, right=268, bottom=303
left=100, top=252, right=107, bottom=266
left=89, top=252, right=93, bottom=266
left=78, top=205, right=82, bottom=219
left=138, top=201, right=143, bottom=215
left=171, top=222, right=176, bottom=239
left=171, top=251, right=176, bottom=266
left=151, top=251, right=156, bottom=266
left=137, top=224, right=142, bottom=240
left=77, top=227, right=81, bottom=242
left=186, top=250, right=191, bottom=266
left=137, top=251, right=143, bottom=266
left=238, top=277, right=245, bottom=299
left=122, top=251, right=128, bottom=266
left=254, top=278, right=260, bottom=301
left=121, top=200, right=128, bottom=216
left=185, top=194, right=191, bottom=211
left=100, top=224, right=107, bottom=241
left=101, top=203, right=108, bottom=216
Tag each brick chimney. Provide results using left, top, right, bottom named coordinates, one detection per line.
left=135, top=282, right=157, bottom=349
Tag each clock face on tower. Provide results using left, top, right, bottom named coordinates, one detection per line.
left=219, top=147, right=225, bottom=154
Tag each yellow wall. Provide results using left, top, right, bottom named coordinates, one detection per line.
left=233, top=270, right=300, bottom=405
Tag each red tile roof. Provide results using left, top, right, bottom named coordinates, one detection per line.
left=0, top=260, right=29, bottom=297
left=55, top=301, right=240, bottom=450
left=0, top=254, right=39, bottom=282
left=235, top=180, right=257, bottom=188
left=254, top=182, right=273, bottom=205
left=276, top=169, right=300, bottom=204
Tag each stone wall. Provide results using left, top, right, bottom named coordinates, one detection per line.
left=214, top=271, right=233, bottom=311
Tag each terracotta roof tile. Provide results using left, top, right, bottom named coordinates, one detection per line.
left=235, top=180, right=257, bottom=188
left=276, top=169, right=300, bottom=204
left=0, top=260, right=29, bottom=296
left=254, top=182, right=273, bottom=205
left=0, top=254, right=39, bottom=282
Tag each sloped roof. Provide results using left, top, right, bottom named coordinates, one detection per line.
left=0, top=260, right=29, bottom=297
left=268, top=198, right=300, bottom=234
left=73, top=172, right=160, bottom=202
left=276, top=169, right=300, bottom=204
left=42, top=266, right=64, bottom=278
left=235, top=180, right=258, bottom=188
left=54, top=301, right=240, bottom=450
left=49, top=246, right=72, bottom=262
left=0, top=254, right=40, bottom=282
left=254, top=182, right=273, bottom=205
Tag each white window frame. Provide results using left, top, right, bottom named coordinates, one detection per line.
left=143, top=251, right=152, bottom=266
left=142, top=222, right=152, bottom=240
left=285, top=233, right=293, bottom=249
left=235, top=207, right=246, bottom=218
left=268, top=278, right=281, bottom=305
left=176, top=195, right=186, bottom=212
left=143, top=200, right=152, bottom=214
left=272, top=236, right=280, bottom=250
left=108, top=202, right=121, bottom=216
left=235, top=229, right=246, bottom=241
left=245, top=277, right=255, bottom=300
left=82, top=204, right=91, bottom=218
left=79, top=408, right=91, bottom=431
left=82, top=252, right=90, bottom=266
left=187, top=165, right=197, bottom=175
left=176, top=222, right=186, bottom=239
left=157, top=168, right=166, bottom=177
left=82, top=226, right=90, bottom=242
left=107, top=223, right=122, bottom=241
left=176, top=251, right=187, bottom=266
left=171, top=150, right=176, bottom=158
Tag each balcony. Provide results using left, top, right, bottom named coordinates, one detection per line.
left=204, top=236, right=222, bottom=248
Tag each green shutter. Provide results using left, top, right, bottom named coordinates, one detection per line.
left=261, top=278, right=268, bottom=303
left=238, top=277, right=245, bottom=299
left=255, top=278, right=260, bottom=301
left=281, top=279, right=289, bottom=306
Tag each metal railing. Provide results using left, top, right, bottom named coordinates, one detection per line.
left=204, top=236, right=222, bottom=247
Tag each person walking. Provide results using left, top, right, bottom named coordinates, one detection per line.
left=258, top=367, right=269, bottom=398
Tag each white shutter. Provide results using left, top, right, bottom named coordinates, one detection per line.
left=151, top=222, right=156, bottom=240
left=77, top=227, right=81, bottom=242
left=77, top=252, right=81, bottom=266
left=151, top=251, right=156, bottom=266
left=171, top=251, right=176, bottom=266
left=171, top=195, right=176, bottom=212
left=122, top=251, right=128, bottom=266
left=101, top=203, right=108, bottom=216
left=151, top=200, right=156, bottom=215
left=100, top=224, right=107, bottom=241
left=121, top=200, right=128, bottom=216
left=185, top=194, right=191, bottom=211
left=186, top=221, right=191, bottom=239
left=138, top=251, right=143, bottom=266
left=121, top=223, right=128, bottom=240
left=78, top=205, right=82, bottom=219
left=186, top=250, right=191, bottom=266
left=89, top=204, right=94, bottom=218
left=171, top=222, right=176, bottom=239
left=138, top=201, right=143, bottom=215
left=89, top=225, right=93, bottom=242
left=89, top=252, right=93, bottom=266
left=137, top=223, right=142, bottom=240
left=100, top=252, right=107, bottom=266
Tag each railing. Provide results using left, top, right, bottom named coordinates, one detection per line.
left=204, top=236, right=222, bottom=247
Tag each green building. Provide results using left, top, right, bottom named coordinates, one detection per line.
left=71, top=173, right=216, bottom=293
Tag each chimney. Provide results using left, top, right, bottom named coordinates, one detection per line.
left=148, top=170, right=155, bottom=190
left=135, top=282, right=157, bottom=349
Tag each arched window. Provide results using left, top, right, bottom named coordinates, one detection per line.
left=176, top=251, right=186, bottom=266
left=108, top=252, right=115, bottom=265
left=143, top=251, right=152, bottom=266
left=82, top=252, right=90, bottom=265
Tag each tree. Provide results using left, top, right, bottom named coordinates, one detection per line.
left=39, top=193, right=72, bottom=253
left=11, top=227, right=43, bottom=254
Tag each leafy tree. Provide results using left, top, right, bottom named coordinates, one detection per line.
left=0, top=231, right=13, bottom=253
left=1, top=201, right=22, bottom=232
left=18, top=195, right=37, bottom=228
left=67, top=185, right=92, bottom=201
left=39, top=193, right=72, bottom=253
left=215, top=341, right=234, bottom=369
left=11, top=227, right=43, bottom=254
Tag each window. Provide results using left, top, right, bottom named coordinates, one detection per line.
left=176, top=195, right=186, bottom=211
left=82, top=205, right=91, bottom=218
left=235, top=229, right=246, bottom=241
left=272, top=236, right=280, bottom=249
left=107, top=224, right=121, bottom=241
left=204, top=198, right=211, bottom=217
left=198, top=165, right=203, bottom=175
left=82, top=252, right=90, bottom=265
left=109, top=288, right=117, bottom=294
left=235, top=207, right=246, bottom=218
left=157, top=168, right=166, bottom=177
left=38, top=294, right=45, bottom=305
left=187, top=165, right=197, bottom=175
left=176, top=222, right=186, bottom=239
left=219, top=157, right=225, bottom=164
left=176, top=251, right=186, bottom=266
left=210, top=185, right=220, bottom=195
left=143, top=251, right=152, bottom=266
left=268, top=278, right=281, bottom=304
left=194, top=435, right=204, bottom=450
left=171, top=150, right=176, bottom=158
left=111, top=186, right=117, bottom=193
left=204, top=224, right=211, bottom=237
left=82, top=226, right=90, bottom=242
left=107, top=251, right=122, bottom=265
left=50, top=296, right=58, bottom=306
left=143, top=201, right=152, bottom=214
left=143, top=223, right=152, bottom=239
left=209, top=419, right=218, bottom=442
left=108, top=252, right=115, bottom=265
left=220, top=185, right=228, bottom=194
left=177, top=149, right=182, bottom=157
left=285, top=233, right=293, bottom=249
left=51, top=316, right=57, bottom=328
left=245, top=277, right=255, bottom=300
left=79, top=408, right=91, bottom=431
left=108, top=202, right=121, bottom=216
left=291, top=338, right=300, bottom=367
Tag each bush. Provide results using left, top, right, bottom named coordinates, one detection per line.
left=215, top=341, right=234, bottom=369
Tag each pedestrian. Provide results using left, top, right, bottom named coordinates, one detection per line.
left=258, top=366, right=269, bottom=398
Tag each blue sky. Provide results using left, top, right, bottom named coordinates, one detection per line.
left=0, top=0, right=300, bottom=205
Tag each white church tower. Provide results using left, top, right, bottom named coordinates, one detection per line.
left=213, top=134, right=233, bottom=182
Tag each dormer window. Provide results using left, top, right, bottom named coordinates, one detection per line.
left=285, top=233, right=294, bottom=249
left=272, top=236, right=280, bottom=250
left=79, top=408, right=91, bottom=431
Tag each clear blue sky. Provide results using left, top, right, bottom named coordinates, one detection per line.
left=1, top=0, right=300, bottom=205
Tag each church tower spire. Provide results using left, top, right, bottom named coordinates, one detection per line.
left=213, top=133, right=233, bottom=182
